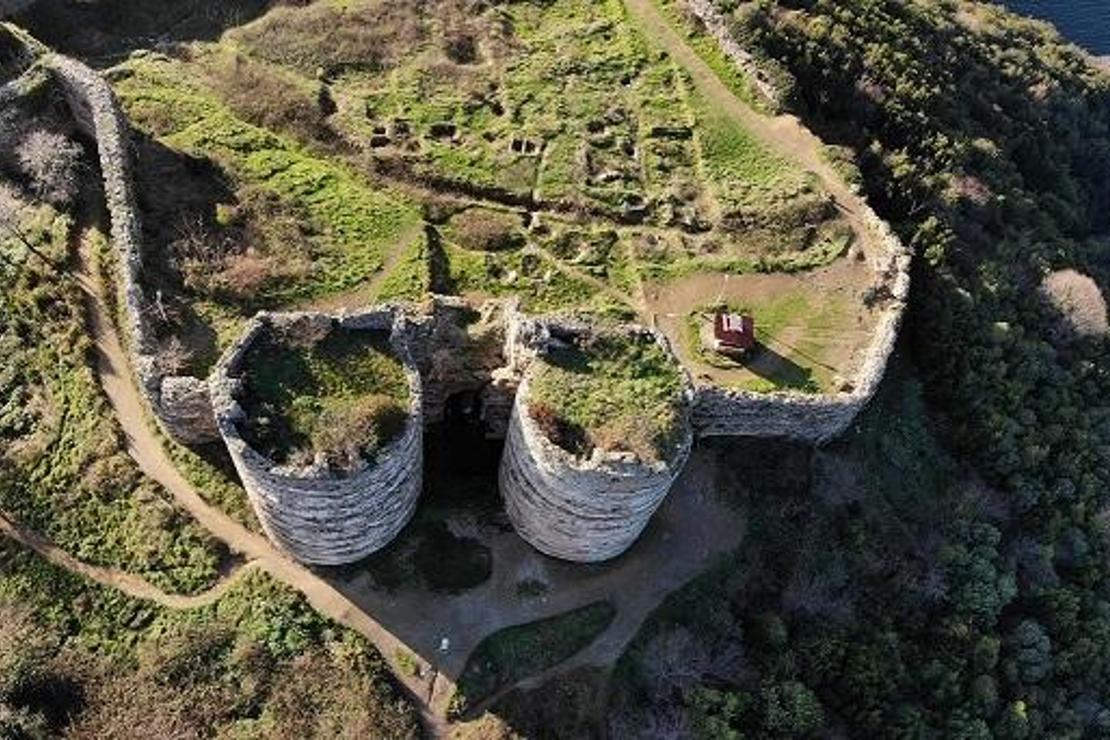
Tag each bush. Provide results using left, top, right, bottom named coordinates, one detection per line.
left=207, top=55, right=328, bottom=143
left=311, top=394, right=408, bottom=473
left=15, top=129, right=83, bottom=207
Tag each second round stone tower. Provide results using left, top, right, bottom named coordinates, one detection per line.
left=499, top=322, right=694, bottom=562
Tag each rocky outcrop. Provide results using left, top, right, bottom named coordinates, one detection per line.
left=499, top=325, right=694, bottom=562
left=210, top=308, right=424, bottom=566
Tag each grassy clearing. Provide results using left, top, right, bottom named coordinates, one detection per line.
left=0, top=201, right=225, bottom=595
left=529, top=332, right=686, bottom=463
left=689, top=86, right=814, bottom=218
left=439, top=241, right=603, bottom=314
left=450, top=601, right=617, bottom=718
left=238, top=327, right=409, bottom=470
left=684, top=288, right=863, bottom=393
left=112, top=55, right=423, bottom=307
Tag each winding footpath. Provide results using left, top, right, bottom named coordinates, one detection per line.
left=0, top=3, right=891, bottom=734
left=70, top=230, right=452, bottom=736
left=0, top=511, right=256, bottom=609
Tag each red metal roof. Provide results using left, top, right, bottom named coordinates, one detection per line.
left=713, top=312, right=755, bottom=349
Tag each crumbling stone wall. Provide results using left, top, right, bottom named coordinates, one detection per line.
left=40, top=49, right=219, bottom=444
left=684, top=0, right=783, bottom=109
left=692, top=207, right=911, bottom=443
left=499, top=324, right=695, bottom=562
left=209, top=308, right=424, bottom=566
left=402, top=296, right=520, bottom=437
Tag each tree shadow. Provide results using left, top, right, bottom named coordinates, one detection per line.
left=15, top=0, right=278, bottom=66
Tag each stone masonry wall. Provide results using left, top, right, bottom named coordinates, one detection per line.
left=40, top=49, right=219, bottom=444
left=209, top=308, right=424, bottom=566
left=499, top=324, right=695, bottom=562
left=684, top=0, right=783, bottom=108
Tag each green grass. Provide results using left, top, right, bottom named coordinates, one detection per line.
left=689, top=87, right=810, bottom=216
left=112, top=56, right=423, bottom=307
left=450, top=601, right=617, bottom=718
left=0, top=205, right=225, bottom=596
left=684, top=289, right=862, bottom=393
left=238, top=327, right=409, bottom=466
left=441, top=242, right=603, bottom=313
left=530, top=332, right=686, bottom=462
left=373, top=233, right=431, bottom=303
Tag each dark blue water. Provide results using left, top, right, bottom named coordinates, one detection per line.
left=1004, top=1, right=1110, bottom=55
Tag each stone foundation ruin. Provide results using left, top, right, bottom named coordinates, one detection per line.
left=209, top=309, right=424, bottom=566
left=4, top=27, right=913, bottom=565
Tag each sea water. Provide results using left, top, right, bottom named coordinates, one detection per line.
left=1003, top=0, right=1110, bottom=55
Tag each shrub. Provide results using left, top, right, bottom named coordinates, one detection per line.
left=229, top=1, right=427, bottom=76
left=206, top=55, right=328, bottom=143
left=445, top=34, right=480, bottom=64
left=15, top=130, right=83, bottom=207
left=311, top=394, right=408, bottom=473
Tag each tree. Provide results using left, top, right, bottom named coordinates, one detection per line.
left=761, top=681, right=825, bottom=736
left=15, top=129, right=83, bottom=207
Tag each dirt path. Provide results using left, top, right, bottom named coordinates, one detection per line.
left=301, top=222, right=427, bottom=313
left=72, top=230, right=452, bottom=737
left=337, top=442, right=743, bottom=719
left=622, top=0, right=882, bottom=262
left=20, top=6, right=881, bottom=732
left=0, top=511, right=256, bottom=609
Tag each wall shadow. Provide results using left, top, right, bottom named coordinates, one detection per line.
left=15, top=0, right=277, bottom=65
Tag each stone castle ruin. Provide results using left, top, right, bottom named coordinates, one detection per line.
left=210, top=310, right=425, bottom=566
left=6, top=28, right=911, bottom=565
left=499, top=324, right=696, bottom=562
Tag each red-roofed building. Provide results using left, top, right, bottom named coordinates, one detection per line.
left=713, top=312, right=755, bottom=356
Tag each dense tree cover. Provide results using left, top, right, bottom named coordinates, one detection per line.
left=609, top=1, right=1110, bottom=737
